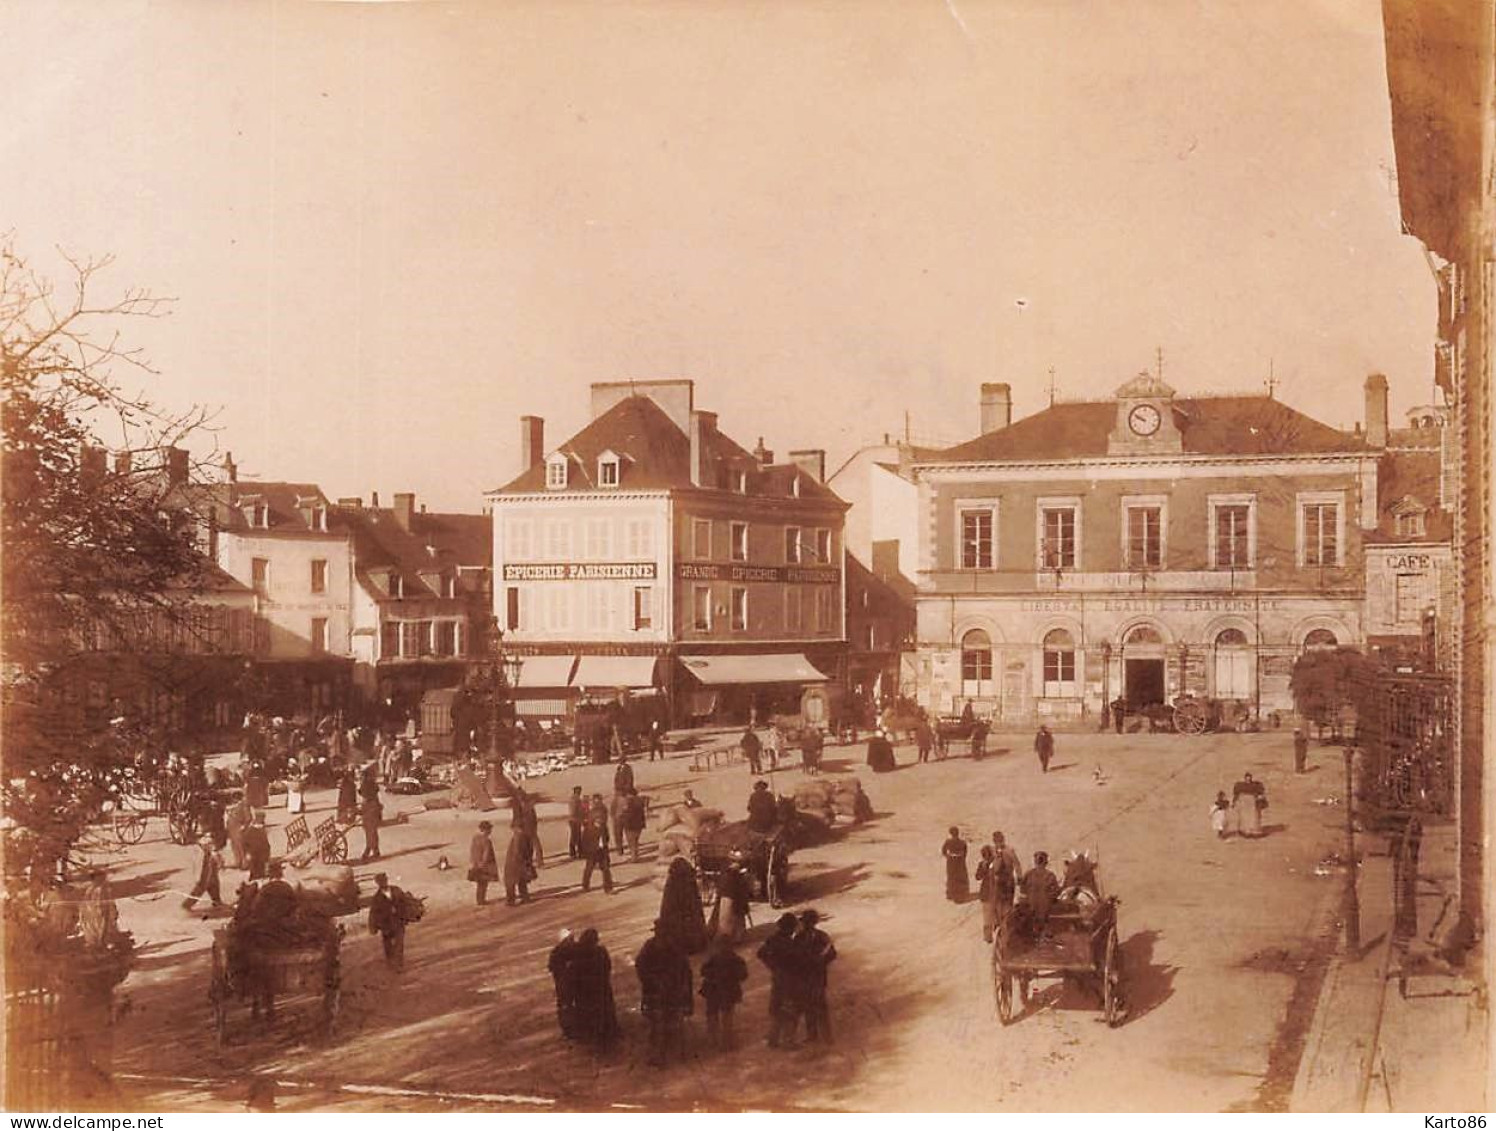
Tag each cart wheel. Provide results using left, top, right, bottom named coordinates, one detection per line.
left=116, top=812, right=148, bottom=846
left=1102, top=928, right=1125, bottom=1027
left=997, top=970, right=1014, bottom=1025
left=1174, top=701, right=1208, bottom=736
left=322, top=831, right=348, bottom=865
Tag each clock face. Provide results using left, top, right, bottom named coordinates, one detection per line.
left=1128, top=403, right=1162, bottom=436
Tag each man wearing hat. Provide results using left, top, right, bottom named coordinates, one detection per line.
left=634, top=918, right=693, bottom=1066
left=1018, top=851, right=1060, bottom=938
left=795, top=909, right=837, bottom=1044
left=242, top=812, right=271, bottom=881
left=756, top=912, right=804, bottom=1048
left=469, top=820, right=499, bottom=906
left=548, top=929, right=579, bottom=1039
left=367, top=872, right=406, bottom=972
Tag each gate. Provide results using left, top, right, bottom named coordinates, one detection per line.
left=1359, top=671, right=1454, bottom=815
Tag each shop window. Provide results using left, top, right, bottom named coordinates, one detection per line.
left=730, top=522, right=749, bottom=562
left=1213, top=628, right=1252, bottom=699
left=693, top=585, right=712, bottom=631
left=961, top=629, right=993, bottom=698
left=1042, top=628, right=1077, bottom=697
left=730, top=586, right=748, bottom=631
left=960, top=507, right=994, bottom=569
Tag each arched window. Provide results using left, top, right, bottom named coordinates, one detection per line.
left=1042, top=628, right=1078, bottom=697
left=1124, top=625, right=1163, bottom=648
left=1303, top=628, right=1338, bottom=651
left=961, top=629, right=993, bottom=698
left=1214, top=628, right=1252, bottom=699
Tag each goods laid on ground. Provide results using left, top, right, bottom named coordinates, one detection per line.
left=504, top=753, right=592, bottom=781
left=792, top=776, right=873, bottom=825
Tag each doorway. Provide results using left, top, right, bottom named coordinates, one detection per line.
left=1125, top=659, right=1165, bottom=707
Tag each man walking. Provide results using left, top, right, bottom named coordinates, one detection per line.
left=757, top=912, right=804, bottom=1048
left=581, top=813, right=614, bottom=894
left=182, top=835, right=224, bottom=911
left=635, top=920, right=693, bottom=1067
left=970, top=716, right=990, bottom=761
left=648, top=718, right=666, bottom=762
left=699, top=936, right=748, bottom=1051
left=367, top=872, right=407, bottom=972
left=991, top=831, right=1021, bottom=915
left=503, top=823, right=534, bottom=906
left=360, top=791, right=383, bottom=862
left=226, top=794, right=251, bottom=870
left=242, top=812, right=271, bottom=880
left=469, top=820, right=499, bottom=906
left=567, top=786, right=586, bottom=860
left=796, top=909, right=837, bottom=1044
left=1034, top=725, right=1055, bottom=774
left=622, top=787, right=648, bottom=862
left=741, top=726, right=763, bottom=775
left=915, top=717, right=934, bottom=764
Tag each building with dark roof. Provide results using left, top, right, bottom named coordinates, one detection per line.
left=488, top=380, right=848, bottom=725
left=911, top=372, right=1397, bottom=724
left=335, top=492, right=492, bottom=724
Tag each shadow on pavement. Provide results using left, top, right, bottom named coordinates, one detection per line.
left=1118, top=929, right=1176, bottom=1023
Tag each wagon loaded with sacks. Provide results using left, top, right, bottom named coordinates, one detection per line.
left=791, top=775, right=874, bottom=828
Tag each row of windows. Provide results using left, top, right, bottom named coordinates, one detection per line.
left=545, top=454, right=806, bottom=498
left=689, top=520, right=833, bottom=564
left=958, top=626, right=1337, bottom=699
left=505, top=517, right=656, bottom=562
left=505, top=585, right=656, bottom=633
left=379, top=619, right=467, bottom=659
left=249, top=558, right=456, bottom=600
left=955, top=494, right=1345, bottom=572
left=689, top=584, right=838, bottom=634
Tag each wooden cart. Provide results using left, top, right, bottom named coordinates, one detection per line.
left=694, top=820, right=792, bottom=909
left=991, top=884, right=1126, bottom=1027
left=208, top=924, right=340, bottom=1044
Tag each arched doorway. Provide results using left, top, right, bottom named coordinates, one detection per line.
left=1122, top=625, right=1166, bottom=708
left=1213, top=627, right=1253, bottom=700
left=1303, top=628, right=1339, bottom=652
left=960, top=629, right=994, bottom=701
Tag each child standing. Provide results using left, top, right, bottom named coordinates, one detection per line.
left=1210, top=791, right=1231, bottom=839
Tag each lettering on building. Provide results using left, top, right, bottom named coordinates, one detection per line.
left=674, top=563, right=839, bottom=584
left=502, top=562, right=658, bottom=582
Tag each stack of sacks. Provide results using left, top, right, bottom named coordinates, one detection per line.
left=793, top=780, right=836, bottom=826
left=829, top=776, right=871, bottom=823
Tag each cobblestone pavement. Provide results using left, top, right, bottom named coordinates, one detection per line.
left=94, top=729, right=1361, bottom=1111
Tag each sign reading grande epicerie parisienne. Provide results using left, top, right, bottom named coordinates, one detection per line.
left=675, top=563, right=840, bottom=584
left=502, top=562, right=658, bottom=581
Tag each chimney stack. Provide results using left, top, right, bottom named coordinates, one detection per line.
left=162, top=446, right=189, bottom=487
left=1365, top=373, right=1389, bottom=448
left=752, top=437, right=775, bottom=466
left=222, top=451, right=237, bottom=483
left=980, top=383, right=1013, bottom=433
left=371, top=491, right=380, bottom=508
left=689, top=410, right=717, bottom=488
left=520, top=416, right=545, bottom=472
left=788, top=449, right=826, bottom=483
left=394, top=492, right=416, bottom=531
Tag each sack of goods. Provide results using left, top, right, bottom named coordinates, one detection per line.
left=296, top=865, right=359, bottom=916
left=657, top=828, right=697, bottom=860
left=655, top=805, right=686, bottom=834
left=678, top=806, right=724, bottom=835
left=828, top=776, right=871, bottom=823
left=394, top=888, right=426, bottom=923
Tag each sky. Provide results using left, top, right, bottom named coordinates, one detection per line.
left=3, top=0, right=1436, bottom=511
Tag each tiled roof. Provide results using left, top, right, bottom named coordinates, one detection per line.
left=339, top=506, right=492, bottom=600
left=1365, top=449, right=1453, bottom=545
left=494, top=394, right=844, bottom=504
left=928, top=396, right=1367, bottom=463
left=212, top=481, right=345, bottom=534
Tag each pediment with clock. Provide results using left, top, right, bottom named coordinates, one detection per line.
left=1108, top=371, right=1183, bottom=455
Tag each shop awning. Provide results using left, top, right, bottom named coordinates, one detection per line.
left=513, top=655, right=578, bottom=688
left=680, top=653, right=829, bottom=686
left=572, top=655, right=659, bottom=689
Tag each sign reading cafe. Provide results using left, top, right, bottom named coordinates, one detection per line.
left=502, top=562, right=658, bottom=582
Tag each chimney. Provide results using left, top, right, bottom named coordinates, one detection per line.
left=162, top=446, right=189, bottom=487
left=689, top=410, right=717, bottom=488
left=222, top=451, right=237, bottom=482
left=80, top=445, right=107, bottom=485
left=980, top=383, right=1012, bottom=433
left=752, top=437, right=774, bottom=466
left=1365, top=373, right=1389, bottom=448
left=788, top=449, right=826, bottom=483
left=337, top=496, right=363, bottom=509
left=520, top=415, right=545, bottom=473
left=394, top=492, right=416, bottom=531
left=114, top=451, right=132, bottom=476
left=371, top=491, right=380, bottom=508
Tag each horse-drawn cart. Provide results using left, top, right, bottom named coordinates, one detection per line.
left=209, top=923, right=340, bottom=1044
left=695, top=819, right=793, bottom=909
left=991, top=861, right=1126, bottom=1027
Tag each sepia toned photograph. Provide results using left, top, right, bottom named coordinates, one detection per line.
left=2, top=0, right=1492, bottom=1116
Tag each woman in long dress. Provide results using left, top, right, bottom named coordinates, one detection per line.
left=709, top=861, right=750, bottom=944
left=942, top=826, right=969, bottom=902
left=657, top=857, right=708, bottom=954
left=1231, top=773, right=1266, bottom=838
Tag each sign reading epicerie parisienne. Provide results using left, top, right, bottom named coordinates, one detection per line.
left=676, top=563, right=840, bottom=584
left=502, top=562, right=658, bottom=581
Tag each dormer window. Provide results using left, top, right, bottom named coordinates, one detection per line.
left=545, top=454, right=569, bottom=490
left=736, top=470, right=749, bottom=494
left=388, top=572, right=404, bottom=599
left=790, top=475, right=801, bottom=498
left=440, top=574, right=456, bottom=599
left=310, top=505, right=327, bottom=531
left=598, top=451, right=620, bottom=488
left=241, top=498, right=269, bottom=529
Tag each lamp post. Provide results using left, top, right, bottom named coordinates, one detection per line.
left=486, top=619, right=521, bottom=762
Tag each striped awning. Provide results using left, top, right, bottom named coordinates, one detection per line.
left=679, top=653, right=829, bottom=685
left=513, top=655, right=578, bottom=688
left=573, top=655, right=659, bottom=690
